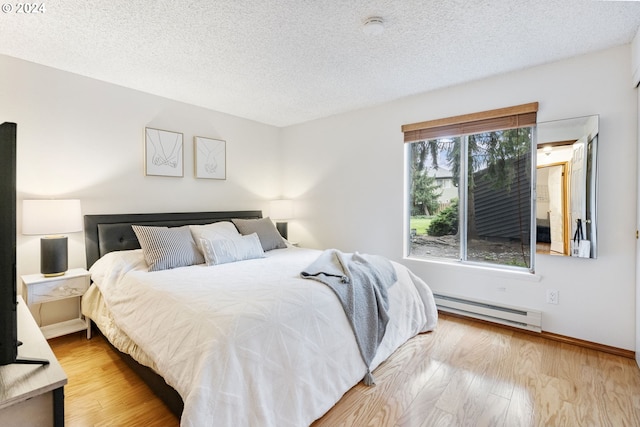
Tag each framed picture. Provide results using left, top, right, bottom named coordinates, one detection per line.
left=144, top=127, right=184, bottom=177
left=194, top=136, right=226, bottom=179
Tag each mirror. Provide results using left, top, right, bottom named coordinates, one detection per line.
left=536, top=115, right=598, bottom=258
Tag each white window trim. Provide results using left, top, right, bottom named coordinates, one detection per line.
left=403, top=131, right=538, bottom=274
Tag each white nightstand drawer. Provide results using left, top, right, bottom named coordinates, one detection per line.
left=21, top=268, right=92, bottom=339
left=22, top=268, right=92, bottom=305
left=28, top=275, right=89, bottom=304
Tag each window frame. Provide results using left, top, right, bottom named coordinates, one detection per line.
left=402, top=103, right=538, bottom=273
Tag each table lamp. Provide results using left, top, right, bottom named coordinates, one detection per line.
left=22, top=199, right=82, bottom=277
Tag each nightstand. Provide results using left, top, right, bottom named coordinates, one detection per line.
left=21, top=267, right=92, bottom=340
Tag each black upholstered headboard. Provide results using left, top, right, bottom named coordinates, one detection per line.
left=84, top=210, right=262, bottom=269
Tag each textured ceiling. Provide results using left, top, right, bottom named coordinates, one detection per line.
left=1, top=1, right=639, bottom=127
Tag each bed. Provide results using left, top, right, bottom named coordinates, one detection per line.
left=82, top=211, right=438, bottom=427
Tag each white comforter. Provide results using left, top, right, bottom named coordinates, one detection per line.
left=89, top=246, right=437, bottom=427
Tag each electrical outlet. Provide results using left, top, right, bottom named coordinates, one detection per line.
left=546, top=289, right=559, bottom=305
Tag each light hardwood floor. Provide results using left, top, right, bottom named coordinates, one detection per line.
left=50, top=313, right=640, bottom=426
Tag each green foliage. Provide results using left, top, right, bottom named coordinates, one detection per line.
left=427, top=199, right=458, bottom=236
left=410, top=171, right=440, bottom=216
left=410, top=142, right=442, bottom=216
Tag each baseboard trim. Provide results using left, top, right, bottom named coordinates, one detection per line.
left=538, top=331, right=635, bottom=359
left=439, top=310, right=635, bottom=360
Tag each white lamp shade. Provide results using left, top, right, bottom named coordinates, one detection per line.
left=22, top=199, right=83, bottom=235
left=269, top=200, right=293, bottom=220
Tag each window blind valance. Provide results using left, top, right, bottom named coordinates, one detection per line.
left=402, top=102, right=538, bottom=143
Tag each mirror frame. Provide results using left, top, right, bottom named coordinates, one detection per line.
left=536, top=115, right=598, bottom=258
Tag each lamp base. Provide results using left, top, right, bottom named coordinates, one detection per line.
left=41, top=236, right=68, bottom=277
left=43, top=271, right=66, bottom=278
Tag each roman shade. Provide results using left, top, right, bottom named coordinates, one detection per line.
left=402, top=102, right=539, bottom=143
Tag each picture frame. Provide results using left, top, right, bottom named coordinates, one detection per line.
left=194, top=136, right=226, bottom=179
left=144, top=127, right=184, bottom=177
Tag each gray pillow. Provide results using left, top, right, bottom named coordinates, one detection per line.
left=232, top=217, right=287, bottom=251
left=200, top=233, right=265, bottom=266
left=132, top=225, right=204, bottom=271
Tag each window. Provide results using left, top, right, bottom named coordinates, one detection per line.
left=403, top=103, right=538, bottom=270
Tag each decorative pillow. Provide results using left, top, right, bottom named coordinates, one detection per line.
left=189, top=222, right=242, bottom=254
left=132, top=225, right=204, bottom=272
left=232, top=217, right=287, bottom=251
left=200, top=233, right=265, bottom=266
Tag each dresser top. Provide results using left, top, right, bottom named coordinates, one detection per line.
left=0, top=296, right=67, bottom=409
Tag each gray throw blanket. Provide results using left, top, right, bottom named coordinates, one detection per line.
left=300, top=249, right=397, bottom=386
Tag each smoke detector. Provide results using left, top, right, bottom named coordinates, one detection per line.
left=362, top=16, right=385, bottom=35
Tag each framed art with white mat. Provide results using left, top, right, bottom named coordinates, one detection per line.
left=194, top=136, right=226, bottom=179
left=144, top=127, right=184, bottom=177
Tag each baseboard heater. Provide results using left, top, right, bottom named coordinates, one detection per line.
left=434, top=292, right=542, bottom=333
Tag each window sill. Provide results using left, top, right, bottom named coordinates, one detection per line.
left=402, top=256, right=542, bottom=282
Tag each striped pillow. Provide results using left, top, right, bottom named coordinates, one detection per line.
left=132, top=225, right=204, bottom=271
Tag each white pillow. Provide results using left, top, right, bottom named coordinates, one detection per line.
left=200, top=233, right=265, bottom=266
left=189, top=222, right=242, bottom=254
left=132, top=225, right=204, bottom=272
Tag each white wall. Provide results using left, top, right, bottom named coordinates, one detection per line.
left=633, top=25, right=640, bottom=87
left=636, top=80, right=640, bottom=366
left=282, top=45, right=638, bottom=350
left=0, top=55, right=282, bottom=322
left=633, top=25, right=640, bottom=366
